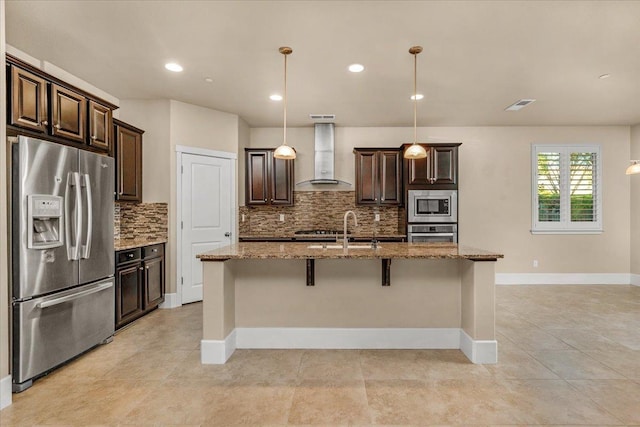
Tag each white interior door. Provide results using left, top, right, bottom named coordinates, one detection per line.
left=181, top=153, right=232, bottom=304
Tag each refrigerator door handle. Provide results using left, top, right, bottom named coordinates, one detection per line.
left=64, top=172, right=73, bottom=260
left=36, top=282, right=113, bottom=309
left=81, top=174, right=93, bottom=259
left=66, top=172, right=82, bottom=261
left=74, top=172, right=83, bottom=261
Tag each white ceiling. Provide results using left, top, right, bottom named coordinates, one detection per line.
left=5, top=0, right=640, bottom=128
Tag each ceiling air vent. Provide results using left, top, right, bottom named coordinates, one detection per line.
left=505, top=99, right=536, bottom=111
left=309, top=114, right=336, bottom=121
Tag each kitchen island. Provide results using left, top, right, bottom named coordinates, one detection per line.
left=197, top=242, right=503, bottom=364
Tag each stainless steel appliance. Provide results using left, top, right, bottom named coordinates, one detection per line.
left=11, top=136, right=115, bottom=392
left=407, top=189, right=457, bottom=223
left=408, top=224, right=458, bottom=243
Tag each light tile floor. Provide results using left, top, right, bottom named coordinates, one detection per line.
left=1, top=284, right=640, bottom=426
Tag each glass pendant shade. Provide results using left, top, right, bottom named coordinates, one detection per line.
left=626, top=160, right=640, bottom=175
left=274, top=46, right=296, bottom=160
left=273, top=144, right=296, bottom=160
left=404, top=143, right=428, bottom=159
left=404, top=46, right=428, bottom=160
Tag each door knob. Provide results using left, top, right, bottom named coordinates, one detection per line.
left=224, top=232, right=231, bottom=237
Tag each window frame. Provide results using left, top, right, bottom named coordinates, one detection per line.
left=531, top=144, right=603, bottom=234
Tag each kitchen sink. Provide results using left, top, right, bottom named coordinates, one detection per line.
left=307, top=244, right=380, bottom=249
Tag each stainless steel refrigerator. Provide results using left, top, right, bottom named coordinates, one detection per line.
left=11, top=136, right=115, bottom=392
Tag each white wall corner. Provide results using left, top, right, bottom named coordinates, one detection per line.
left=459, top=330, right=497, bottom=364
left=631, top=274, right=640, bottom=287
left=0, top=375, right=12, bottom=410
left=159, top=293, right=181, bottom=309
left=496, top=273, right=631, bottom=285
left=201, top=330, right=236, bottom=364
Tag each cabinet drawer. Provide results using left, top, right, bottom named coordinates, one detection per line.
left=143, top=244, right=164, bottom=259
left=117, top=248, right=141, bottom=265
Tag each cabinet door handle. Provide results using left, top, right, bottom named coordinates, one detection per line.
left=54, top=124, right=61, bottom=130
left=91, top=135, right=97, bottom=140
left=139, top=267, right=144, bottom=271
left=146, top=266, right=149, bottom=270
left=41, top=120, right=48, bottom=126
left=381, top=197, right=385, bottom=201
left=264, top=199, right=267, bottom=202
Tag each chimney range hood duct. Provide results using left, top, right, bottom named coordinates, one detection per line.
left=297, top=123, right=351, bottom=186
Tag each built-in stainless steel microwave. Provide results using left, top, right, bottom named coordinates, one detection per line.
left=407, top=190, right=457, bottom=223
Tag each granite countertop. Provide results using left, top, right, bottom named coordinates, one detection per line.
left=197, top=242, right=503, bottom=261
left=115, top=237, right=168, bottom=251
left=239, top=233, right=407, bottom=240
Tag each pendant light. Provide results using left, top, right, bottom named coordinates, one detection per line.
left=403, top=46, right=428, bottom=159
left=273, top=46, right=297, bottom=160
left=626, top=160, right=640, bottom=175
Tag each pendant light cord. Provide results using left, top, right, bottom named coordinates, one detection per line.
left=413, top=50, right=417, bottom=143
left=283, top=51, right=288, bottom=146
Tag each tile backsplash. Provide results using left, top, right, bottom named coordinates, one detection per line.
left=239, top=191, right=404, bottom=237
left=114, top=202, right=168, bottom=240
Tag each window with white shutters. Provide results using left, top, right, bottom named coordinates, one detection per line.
left=532, top=145, right=602, bottom=234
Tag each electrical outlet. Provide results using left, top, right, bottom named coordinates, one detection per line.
left=374, top=213, right=380, bottom=222
left=241, top=214, right=245, bottom=222
left=533, top=260, right=539, bottom=268
left=279, top=214, right=285, bottom=222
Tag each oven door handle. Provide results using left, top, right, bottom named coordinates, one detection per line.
left=411, top=233, right=455, bottom=237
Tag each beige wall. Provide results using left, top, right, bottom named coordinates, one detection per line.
left=118, top=100, right=171, bottom=203
left=630, top=124, right=640, bottom=275
left=1, top=0, right=10, bottom=386
left=120, top=100, right=241, bottom=295
left=250, top=125, right=631, bottom=274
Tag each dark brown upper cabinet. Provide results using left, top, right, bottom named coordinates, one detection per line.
left=88, top=100, right=112, bottom=152
left=245, top=149, right=294, bottom=206
left=114, top=119, right=144, bottom=202
left=404, top=143, right=461, bottom=189
left=51, top=84, right=86, bottom=143
left=9, top=66, right=48, bottom=133
left=354, top=148, right=402, bottom=206
left=7, top=57, right=117, bottom=153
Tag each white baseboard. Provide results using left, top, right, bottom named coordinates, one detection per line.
left=201, top=330, right=236, bottom=364
left=0, top=375, right=12, bottom=410
left=460, top=330, right=497, bottom=364
left=235, top=327, right=461, bottom=350
left=159, top=293, right=181, bottom=309
left=496, top=273, right=631, bottom=285
left=201, top=328, right=499, bottom=364
left=631, top=274, right=640, bottom=287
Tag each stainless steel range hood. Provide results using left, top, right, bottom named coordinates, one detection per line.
left=297, top=123, right=351, bottom=186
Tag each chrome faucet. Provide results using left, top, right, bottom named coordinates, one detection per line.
left=343, top=210, right=358, bottom=248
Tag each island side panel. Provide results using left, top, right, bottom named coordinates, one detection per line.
left=234, top=259, right=461, bottom=328
left=460, top=259, right=497, bottom=363
left=202, top=260, right=236, bottom=341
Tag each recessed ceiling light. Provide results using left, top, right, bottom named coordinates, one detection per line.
left=410, top=94, right=424, bottom=100
left=270, top=94, right=283, bottom=101
left=204, top=77, right=213, bottom=83
left=599, top=74, right=611, bottom=79
left=505, top=99, right=536, bottom=111
left=348, top=64, right=364, bottom=73
left=164, top=62, right=183, bottom=72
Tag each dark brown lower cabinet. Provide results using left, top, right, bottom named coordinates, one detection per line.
left=115, top=243, right=165, bottom=329
left=143, top=245, right=165, bottom=309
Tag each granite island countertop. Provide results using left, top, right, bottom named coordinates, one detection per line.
left=197, top=242, right=503, bottom=261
